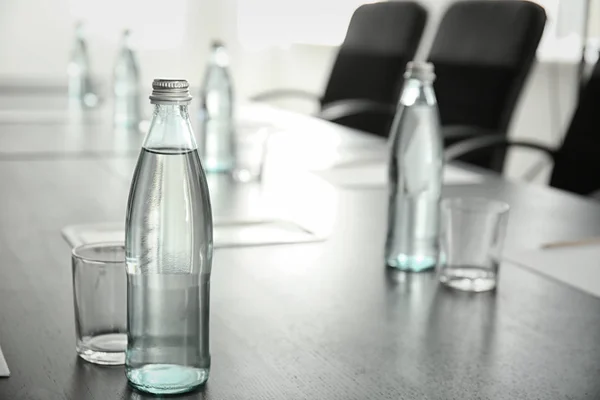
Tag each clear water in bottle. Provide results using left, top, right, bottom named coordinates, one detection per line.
left=199, top=41, right=235, bottom=172
left=386, top=62, right=443, bottom=272
left=125, top=80, right=212, bottom=395
left=113, top=29, right=141, bottom=129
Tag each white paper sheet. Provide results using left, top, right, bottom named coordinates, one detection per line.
left=62, top=219, right=324, bottom=249
left=506, top=245, right=600, bottom=298
left=315, top=163, right=484, bottom=189
left=0, top=345, right=9, bottom=377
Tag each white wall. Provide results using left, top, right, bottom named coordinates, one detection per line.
left=0, top=0, right=319, bottom=100
left=0, top=0, right=225, bottom=89
left=0, top=0, right=72, bottom=78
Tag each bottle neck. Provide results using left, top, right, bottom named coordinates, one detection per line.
left=399, top=78, right=436, bottom=107
left=211, top=46, right=229, bottom=67
left=116, top=46, right=138, bottom=74
left=72, top=37, right=88, bottom=58
left=122, top=31, right=132, bottom=49
left=154, top=103, right=188, bottom=114
left=143, top=104, right=197, bottom=152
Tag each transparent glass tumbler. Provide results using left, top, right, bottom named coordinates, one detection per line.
left=72, top=242, right=127, bottom=365
left=231, top=124, right=271, bottom=182
left=438, top=197, right=509, bottom=292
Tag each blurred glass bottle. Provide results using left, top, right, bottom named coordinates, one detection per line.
left=125, top=79, right=213, bottom=395
left=68, top=22, right=95, bottom=107
left=199, top=40, right=235, bottom=173
left=385, top=62, right=443, bottom=272
left=113, top=29, right=141, bottom=129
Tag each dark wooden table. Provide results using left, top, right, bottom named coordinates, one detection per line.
left=1, top=99, right=600, bottom=400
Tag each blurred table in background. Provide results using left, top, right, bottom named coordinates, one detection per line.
left=1, top=93, right=600, bottom=399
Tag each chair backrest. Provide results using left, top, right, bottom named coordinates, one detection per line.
left=429, top=0, right=546, bottom=170
left=321, top=2, right=427, bottom=108
left=550, top=59, right=600, bottom=195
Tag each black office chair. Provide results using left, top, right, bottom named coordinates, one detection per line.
left=446, top=57, right=600, bottom=197
left=431, top=0, right=546, bottom=172
left=322, top=1, right=546, bottom=170
left=251, top=1, right=427, bottom=137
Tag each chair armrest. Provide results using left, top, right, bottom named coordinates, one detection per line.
left=250, top=89, right=321, bottom=103
left=445, top=134, right=556, bottom=162
left=589, top=189, right=600, bottom=200
left=317, top=99, right=396, bottom=122
left=442, top=125, right=501, bottom=142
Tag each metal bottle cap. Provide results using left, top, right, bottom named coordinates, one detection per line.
left=211, top=39, right=225, bottom=48
left=404, top=61, right=435, bottom=82
left=149, top=79, right=192, bottom=104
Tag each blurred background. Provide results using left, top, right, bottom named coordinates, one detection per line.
left=0, top=0, right=599, bottom=182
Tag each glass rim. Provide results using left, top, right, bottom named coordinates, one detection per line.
left=71, top=242, right=125, bottom=265
left=442, top=197, right=510, bottom=215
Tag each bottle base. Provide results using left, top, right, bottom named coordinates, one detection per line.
left=387, top=254, right=436, bottom=272
left=127, top=364, right=209, bottom=395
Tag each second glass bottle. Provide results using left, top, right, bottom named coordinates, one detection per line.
left=199, top=40, right=235, bottom=173
left=67, top=22, right=93, bottom=107
left=385, top=62, right=443, bottom=272
left=113, top=29, right=141, bottom=129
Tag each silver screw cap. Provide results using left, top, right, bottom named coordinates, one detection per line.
left=404, top=61, right=435, bottom=82
left=149, top=79, right=192, bottom=104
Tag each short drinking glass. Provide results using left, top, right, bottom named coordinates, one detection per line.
left=72, top=242, right=127, bottom=365
left=438, top=197, right=509, bottom=292
left=231, top=124, right=271, bottom=182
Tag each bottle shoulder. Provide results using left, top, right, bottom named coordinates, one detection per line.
left=390, top=106, right=442, bottom=144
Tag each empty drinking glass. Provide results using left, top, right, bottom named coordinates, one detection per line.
left=231, top=124, right=271, bottom=182
left=438, top=197, right=509, bottom=292
left=72, top=242, right=127, bottom=365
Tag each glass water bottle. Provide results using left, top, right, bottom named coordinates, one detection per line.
left=113, top=29, right=141, bottom=129
left=125, top=79, right=213, bottom=395
left=385, top=62, right=443, bottom=272
left=199, top=40, right=235, bottom=172
left=67, top=22, right=93, bottom=107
